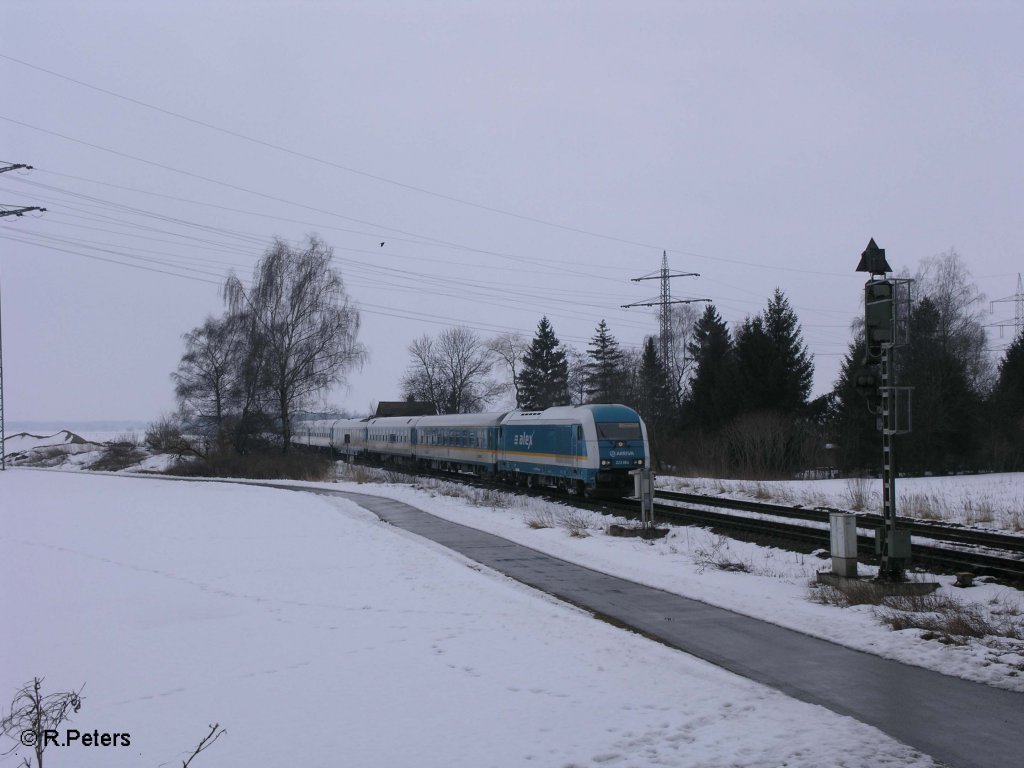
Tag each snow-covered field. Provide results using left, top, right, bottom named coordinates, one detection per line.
left=3, top=469, right=942, bottom=767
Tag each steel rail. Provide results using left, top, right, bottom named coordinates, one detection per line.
left=657, top=490, right=1024, bottom=554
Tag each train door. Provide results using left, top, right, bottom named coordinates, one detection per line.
left=570, top=423, right=582, bottom=472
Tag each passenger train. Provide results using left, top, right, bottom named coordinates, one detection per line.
left=293, top=404, right=650, bottom=497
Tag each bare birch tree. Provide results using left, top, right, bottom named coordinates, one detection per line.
left=487, top=332, right=528, bottom=407
left=224, top=235, right=366, bottom=451
left=172, top=315, right=237, bottom=451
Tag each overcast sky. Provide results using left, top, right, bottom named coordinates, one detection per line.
left=3, top=1, right=1022, bottom=424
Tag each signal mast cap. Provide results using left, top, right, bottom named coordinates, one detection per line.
left=856, top=238, right=893, bottom=275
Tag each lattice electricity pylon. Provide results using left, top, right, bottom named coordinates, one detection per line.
left=989, top=273, right=1024, bottom=343
left=623, top=251, right=709, bottom=366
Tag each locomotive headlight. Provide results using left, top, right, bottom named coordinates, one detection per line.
left=634, top=459, right=644, bottom=466
left=600, top=459, right=611, bottom=467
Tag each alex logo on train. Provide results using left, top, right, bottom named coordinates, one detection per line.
left=513, top=432, right=534, bottom=449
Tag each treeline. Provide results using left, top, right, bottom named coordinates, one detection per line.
left=399, top=251, right=1024, bottom=478
left=164, top=236, right=1021, bottom=480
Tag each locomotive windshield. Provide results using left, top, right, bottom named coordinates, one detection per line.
left=595, top=422, right=642, bottom=441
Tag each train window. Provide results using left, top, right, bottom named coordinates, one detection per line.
left=596, top=422, right=642, bottom=441
left=577, top=426, right=583, bottom=441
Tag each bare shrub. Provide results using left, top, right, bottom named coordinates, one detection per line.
left=165, top=450, right=333, bottom=481
left=807, top=580, right=892, bottom=607
left=25, top=446, right=69, bottom=466
left=875, top=595, right=991, bottom=643
left=341, top=464, right=385, bottom=484
left=89, top=439, right=147, bottom=472
left=558, top=509, right=592, bottom=538
left=874, top=592, right=1024, bottom=643
left=901, top=491, right=948, bottom=522
left=844, top=477, right=871, bottom=511
left=692, top=534, right=751, bottom=574
left=1, top=677, right=84, bottom=768
left=719, top=411, right=814, bottom=480
left=469, top=488, right=510, bottom=509
left=113, top=430, right=141, bottom=448
left=526, top=509, right=556, bottom=529
left=144, top=413, right=191, bottom=455
left=963, top=495, right=996, bottom=525
left=808, top=583, right=850, bottom=607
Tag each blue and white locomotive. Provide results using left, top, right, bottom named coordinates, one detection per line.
left=293, top=404, right=649, bottom=497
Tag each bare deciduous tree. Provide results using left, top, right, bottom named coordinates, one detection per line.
left=565, top=347, right=589, bottom=406
left=172, top=315, right=237, bottom=451
left=487, top=332, right=528, bottom=407
left=224, top=235, right=367, bottom=450
left=669, top=302, right=701, bottom=404
left=914, top=250, right=993, bottom=391
left=401, top=326, right=504, bottom=413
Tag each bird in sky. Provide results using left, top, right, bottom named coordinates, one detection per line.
left=379, top=241, right=385, bottom=247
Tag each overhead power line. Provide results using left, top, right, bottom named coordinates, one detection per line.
left=0, top=53, right=855, bottom=277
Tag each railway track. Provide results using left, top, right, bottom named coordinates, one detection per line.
left=641, top=490, right=1024, bottom=583
left=657, top=490, right=1024, bottom=553
left=345, top=461, right=1024, bottom=584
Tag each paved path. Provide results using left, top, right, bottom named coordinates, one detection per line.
left=319, top=488, right=1024, bottom=768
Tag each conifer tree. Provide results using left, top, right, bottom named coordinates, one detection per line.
left=827, top=336, right=880, bottom=471
left=518, top=316, right=570, bottom=409
left=988, top=332, right=1024, bottom=469
left=733, top=289, right=813, bottom=415
left=684, top=304, right=735, bottom=431
left=630, top=337, right=671, bottom=466
left=584, top=319, right=625, bottom=403
left=636, top=337, right=674, bottom=436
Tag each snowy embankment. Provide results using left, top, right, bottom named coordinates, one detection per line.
left=2, top=470, right=936, bottom=768
left=662, top=474, right=1024, bottom=533
left=307, top=470, right=1024, bottom=694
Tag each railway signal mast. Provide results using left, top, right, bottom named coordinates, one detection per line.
left=856, top=239, right=914, bottom=581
